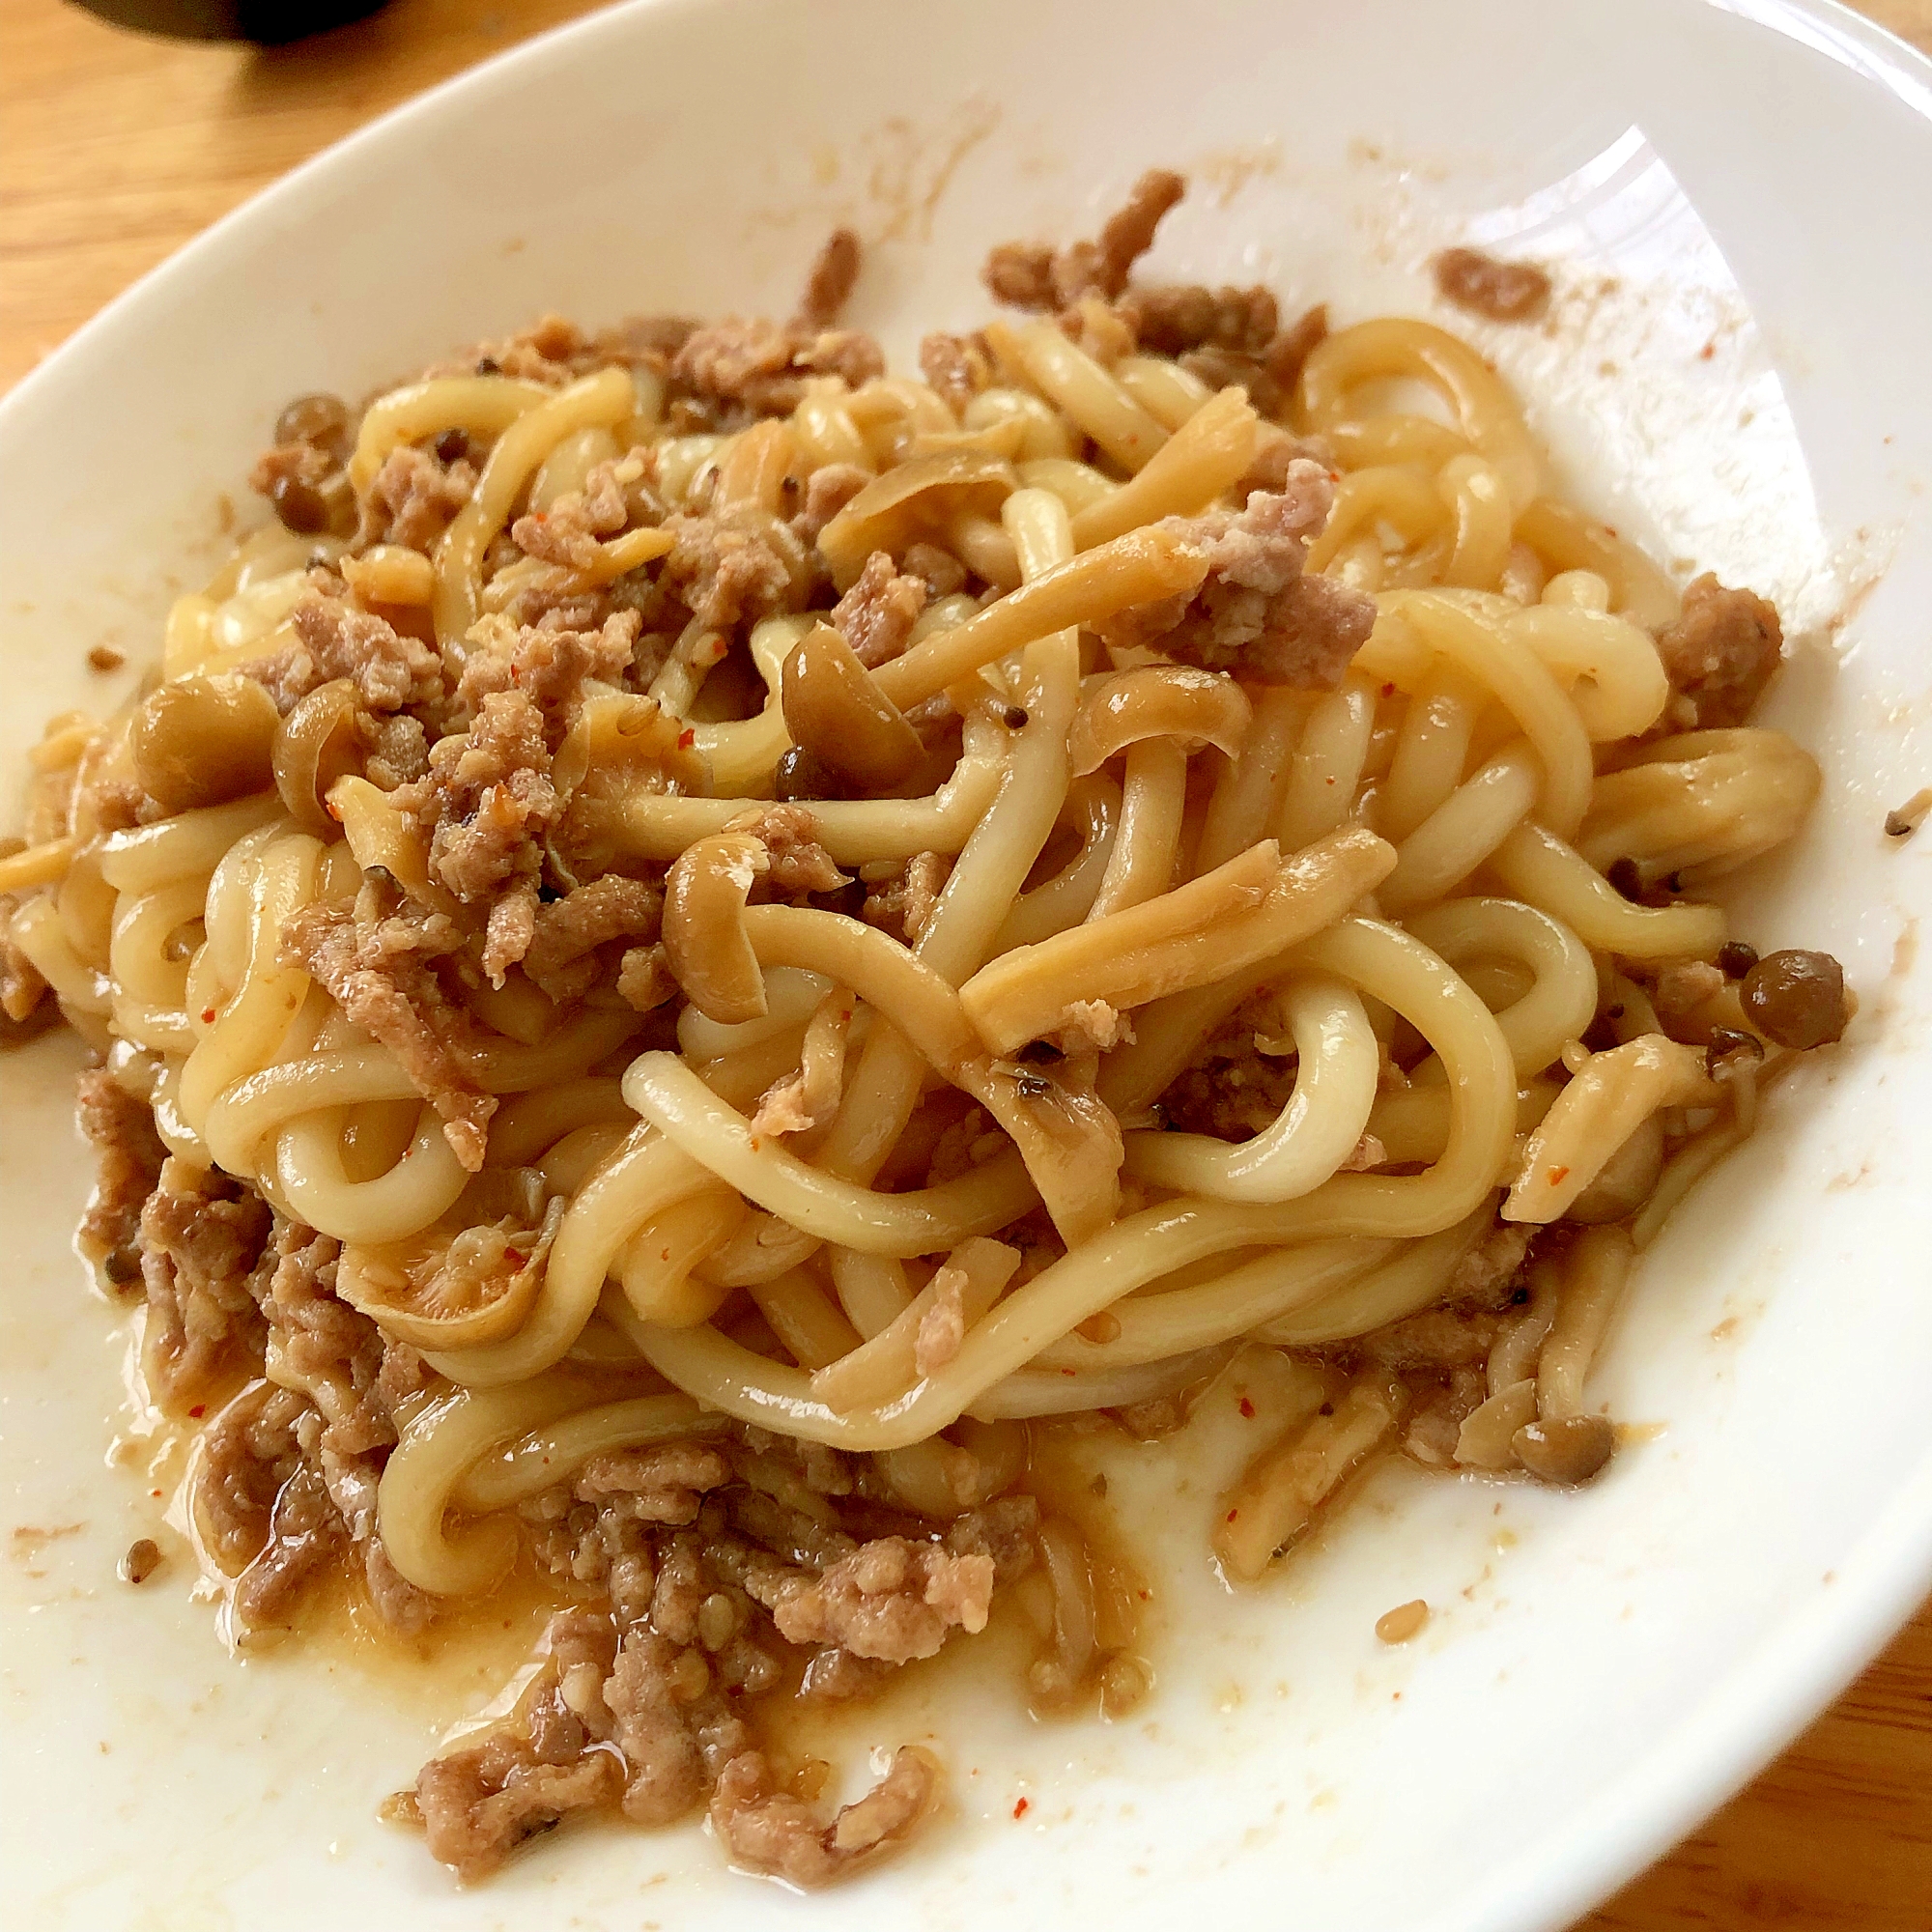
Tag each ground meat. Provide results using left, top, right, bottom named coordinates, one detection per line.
left=670, top=317, right=885, bottom=419
left=576, top=1441, right=732, bottom=1520
left=403, top=689, right=555, bottom=907
left=520, top=873, right=663, bottom=1002
left=1094, top=475, right=1374, bottom=687
left=732, top=804, right=849, bottom=896
left=755, top=1537, right=995, bottom=1662
left=74, top=1064, right=165, bottom=1291
left=659, top=506, right=804, bottom=634
left=861, top=851, right=950, bottom=945
left=359, top=444, right=476, bottom=551
left=901, top=540, right=967, bottom=599
left=1433, top=247, right=1553, bottom=325
left=945, top=1494, right=1041, bottom=1582
left=791, top=228, right=862, bottom=331
left=831, top=550, right=928, bottom=668
left=791, top=463, right=871, bottom=547
left=1120, top=283, right=1278, bottom=355
left=281, top=893, right=494, bottom=1170
left=508, top=487, right=629, bottom=574
left=137, top=1157, right=271, bottom=1410
left=415, top=1720, right=624, bottom=1881
left=1157, top=1003, right=1299, bottom=1140
left=196, top=1379, right=307, bottom=1574
left=0, top=912, right=49, bottom=1028
left=709, top=1746, right=938, bottom=1887
left=1404, top=1364, right=1491, bottom=1466
left=1269, top=300, right=1330, bottom=387
left=246, top=589, right=446, bottom=718
left=616, top=943, right=675, bottom=1012
left=1447, top=1221, right=1535, bottom=1307
left=453, top=611, right=639, bottom=735
left=424, top=313, right=598, bottom=387
left=983, top=168, right=1186, bottom=310
left=1652, top=574, right=1784, bottom=730
left=1358, top=1304, right=1504, bottom=1372
left=230, top=1459, right=345, bottom=1630
left=607, top=1628, right=752, bottom=1824
left=918, top=329, right=994, bottom=415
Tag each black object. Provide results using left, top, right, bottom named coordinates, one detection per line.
left=71, top=0, right=388, bottom=43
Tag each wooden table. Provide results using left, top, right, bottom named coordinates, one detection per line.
left=3, top=1, right=1930, bottom=1923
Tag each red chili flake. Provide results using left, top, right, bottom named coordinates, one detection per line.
left=1137, top=1589, right=1151, bottom=1601
left=677, top=727, right=696, bottom=749
left=1548, top=1163, right=1570, bottom=1184
left=200, top=1008, right=216, bottom=1024
left=187, top=1404, right=205, bottom=1419
left=660, top=1247, right=672, bottom=1263
left=1226, top=1508, right=1239, bottom=1522
left=1697, top=340, right=1716, bottom=361
left=1012, top=1797, right=1030, bottom=1819
left=326, top=800, right=343, bottom=822
left=150, top=1489, right=162, bottom=1498
left=1380, top=681, right=1396, bottom=697
left=1061, top=1367, right=1077, bottom=1378
left=1237, top=1396, right=1256, bottom=1418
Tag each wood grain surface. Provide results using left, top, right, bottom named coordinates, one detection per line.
left=3, top=1, right=1930, bottom=1924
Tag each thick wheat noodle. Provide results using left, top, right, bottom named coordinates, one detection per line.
left=984, top=317, right=1170, bottom=472
left=1123, top=976, right=1379, bottom=1201
left=1298, top=318, right=1544, bottom=513
left=810, top=488, right=1083, bottom=1184
left=1400, top=897, right=1598, bottom=1080
left=379, top=1374, right=590, bottom=1593
left=271, top=1102, right=469, bottom=1243
left=1379, top=739, right=1543, bottom=912
left=1249, top=1208, right=1495, bottom=1346
left=1276, top=674, right=1379, bottom=849
left=1488, top=822, right=1728, bottom=958
left=1111, top=354, right=1216, bottom=432
left=623, top=1052, right=1037, bottom=1257
left=348, top=373, right=551, bottom=493
left=1195, top=688, right=1304, bottom=877
left=11, top=267, right=1844, bottom=1878
left=1304, top=466, right=1450, bottom=580
left=1380, top=668, right=1486, bottom=843
left=1089, top=737, right=1189, bottom=918
left=612, top=710, right=1009, bottom=864
left=1029, top=1236, right=1392, bottom=1372
left=1360, top=593, right=1594, bottom=838
left=451, top=1393, right=727, bottom=1514
left=433, top=366, right=636, bottom=647
left=989, top=774, right=1121, bottom=951
left=616, top=1184, right=743, bottom=1326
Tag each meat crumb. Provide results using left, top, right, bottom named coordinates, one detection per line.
left=87, top=644, right=126, bottom=672
left=1094, top=473, right=1374, bottom=687
left=708, top=1746, right=939, bottom=1887
left=791, top=228, right=862, bottom=332
left=1652, top=574, right=1784, bottom=730
left=1433, top=247, right=1553, bottom=325
left=983, top=168, right=1186, bottom=310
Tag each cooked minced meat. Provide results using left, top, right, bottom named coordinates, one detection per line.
left=1096, top=476, right=1375, bottom=686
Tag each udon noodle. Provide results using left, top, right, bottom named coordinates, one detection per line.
left=0, top=172, right=1848, bottom=1887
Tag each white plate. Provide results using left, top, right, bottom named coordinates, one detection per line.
left=4, top=2, right=1931, bottom=1927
